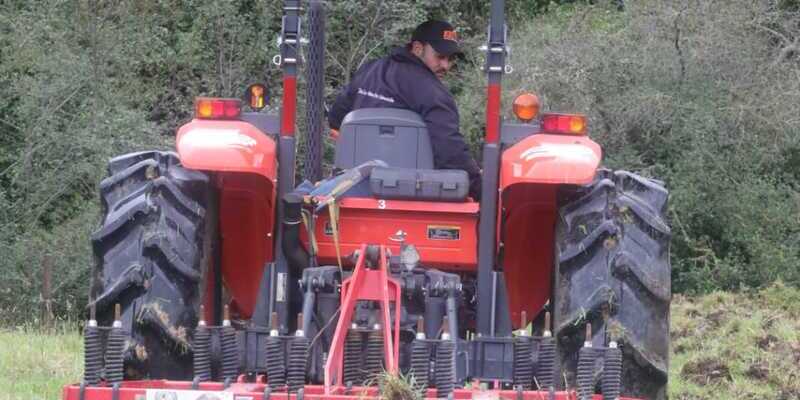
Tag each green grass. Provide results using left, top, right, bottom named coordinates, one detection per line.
left=670, top=282, right=800, bottom=399
left=3, top=283, right=800, bottom=399
left=0, top=325, right=83, bottom=400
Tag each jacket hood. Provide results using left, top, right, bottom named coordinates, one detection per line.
left=390, top=47, right=435, bottom=76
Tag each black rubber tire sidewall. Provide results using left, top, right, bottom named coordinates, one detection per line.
left=552, top=169, right=671, bottom=400
left=89, top=151, right=214, bottom=380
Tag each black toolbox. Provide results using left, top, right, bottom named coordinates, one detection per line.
left=369, top=167, right=469, bottom=202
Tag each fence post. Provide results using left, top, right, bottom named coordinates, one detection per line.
left=41, top=255, right=53, bottom=330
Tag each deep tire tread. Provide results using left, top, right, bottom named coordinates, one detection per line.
left=553, top=169, right=670, bottom=400
left=90, top=150, right=210, bottom=380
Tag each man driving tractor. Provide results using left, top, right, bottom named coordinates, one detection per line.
left=328, top=20, right=482, bottom=199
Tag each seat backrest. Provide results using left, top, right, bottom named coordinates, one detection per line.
left=334, top=108, right=434, bottom=169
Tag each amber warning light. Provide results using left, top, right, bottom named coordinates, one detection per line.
left=541, top=113, right=587, bottom=136
left=244, top=83, right=268, bottom=111
left=512, top=93, right=540, bottom=122
left=195, top=98, right=242, bottom=120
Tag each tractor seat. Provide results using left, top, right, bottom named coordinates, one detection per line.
left=334, top=108, right=433, bottom=169
left=334, top=108, right=469, bottom=202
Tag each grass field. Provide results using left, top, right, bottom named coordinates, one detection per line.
left=0, top=325, right=82, bottom=400
left=670, top=283, right=800, bottom=400
left=2, top=284, right=799, bottom=400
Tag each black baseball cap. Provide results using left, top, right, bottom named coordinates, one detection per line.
left=411, top=20, right=463, bottom=57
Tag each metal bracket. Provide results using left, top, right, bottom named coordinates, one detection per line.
left=111, top=383, right=120, bottom=400
left=273, top=2, right=303, bottom=67
left=480, top=23, right=513, bottom=74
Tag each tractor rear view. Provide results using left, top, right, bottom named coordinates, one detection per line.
left=65, top=1, right=670, bottom=400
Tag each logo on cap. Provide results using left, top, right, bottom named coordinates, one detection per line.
left=442, top=30, right=458, bottom=42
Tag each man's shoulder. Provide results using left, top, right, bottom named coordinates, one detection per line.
left=389, top=64, right=451, bottom=101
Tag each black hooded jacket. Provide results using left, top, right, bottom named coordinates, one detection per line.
left=328, top=47, right=482, bottom=199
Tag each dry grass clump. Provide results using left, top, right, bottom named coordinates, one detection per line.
left=372, top=370, right=425, bottom=400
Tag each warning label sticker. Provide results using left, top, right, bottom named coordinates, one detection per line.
left=146, top=389, right=234, bottom=400
left=427, top=225, right=461, bottom=240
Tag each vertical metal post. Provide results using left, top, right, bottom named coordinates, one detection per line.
left=271, top=0, right=302, bottom=333
left=476, top=0, right=506, bottom=337
left=304, top=0, right=325, bottom=182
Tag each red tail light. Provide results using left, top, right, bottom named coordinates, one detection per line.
left=541, top=113, right=587, bottom=135
left=195, top=97, right=242, bottom=120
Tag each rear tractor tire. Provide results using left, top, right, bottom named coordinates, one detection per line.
left=553, top=169, right=670, bottom=400
left=89, top=151, right=215, bottom=380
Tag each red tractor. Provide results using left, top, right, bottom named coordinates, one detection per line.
left=65, top=1, right=670, bottom=400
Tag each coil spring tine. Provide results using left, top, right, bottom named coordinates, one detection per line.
left=104, top=304, right=125, bottom=384
left=193, top=326, right=212, bottom=381
left=602, top=343, right=622, bottom=400
left=221, top=326, right=239, bottom=381
left=433, top=340, right=455, bottom=398
left=83, top=310, right=102, bottom=386
left=287, top=336, right=310, bottom=392
left=410, top=339, right=431, bottom=389
left=576, top=346, right=601, bottom=400
left=343, top=326, right=364, bottom=385
left=265, top=335, right=286, bottom=389
left=363, top=326, right=384, bottom=381
left=535, top=336, right=556, bottom=390
left=193, top=307, right=212, bottom=382
left=512, top=336, right=534, bottom=390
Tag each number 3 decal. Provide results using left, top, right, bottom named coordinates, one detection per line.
left=378, top=199, right=386, bottom=209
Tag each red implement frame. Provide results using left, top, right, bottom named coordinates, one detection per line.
left=324, top=244, right=401, bottom=393
left=62, top=381, right=642, bottom=400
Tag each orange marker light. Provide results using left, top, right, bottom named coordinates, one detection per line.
left=196, top=99, right=215, bottom=119
left=194, top=97, right=241, bottom=120
left=245, top=83, right=268, bottom=111
left=541, top=113, right=587, bottom=135
left=512, top=92, right=540, bottom=122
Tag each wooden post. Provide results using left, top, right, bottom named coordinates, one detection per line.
left=41, top=255, right=53, bottom=330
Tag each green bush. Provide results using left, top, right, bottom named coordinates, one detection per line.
left=452, top=0, right=800, bottom=293
left=0, top=0, right=547, bottom=324
left=1, top=0, right=798, bottom=324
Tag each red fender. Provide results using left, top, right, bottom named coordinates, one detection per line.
left=177, top=119, right=278, bottom=319
left=176, top=119, right=277, bottom=180
left=498, top=133, right=602, bottom=327
left=500, top=133, right=601, bottom=189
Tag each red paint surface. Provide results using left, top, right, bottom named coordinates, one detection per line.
left=485, top=83, right=502, bottom=144
left=325, top=245, right=401, bottom=392
left=496, top=134, right=601, bottom=326
left=176, top=118, right=277, bottom=319
left=176, top=119, right=278, bottom=180
left=281, top=76, right=297, bottom=136
left=217, top=173, right=275, bottom=318
left=500, top=133, right=601, bottom=188
left=499, top=184, right=557, bottom=327
left=62, top=381, right=643, bottom=400
left=309, top=197, right=479, bottom=270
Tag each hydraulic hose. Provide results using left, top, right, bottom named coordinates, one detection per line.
left=282, top=193, right=310, bottom=274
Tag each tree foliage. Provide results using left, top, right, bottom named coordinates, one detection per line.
left=474, top=0, right=800, bottom=293
left=0, top=0, right=798, bottom=323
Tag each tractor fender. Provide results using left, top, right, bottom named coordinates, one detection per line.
left=176, top=119, right=278, bottom=180
left=497, top=134, right=602, bottom=325
left=499, top=133, right=602, bottom=189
